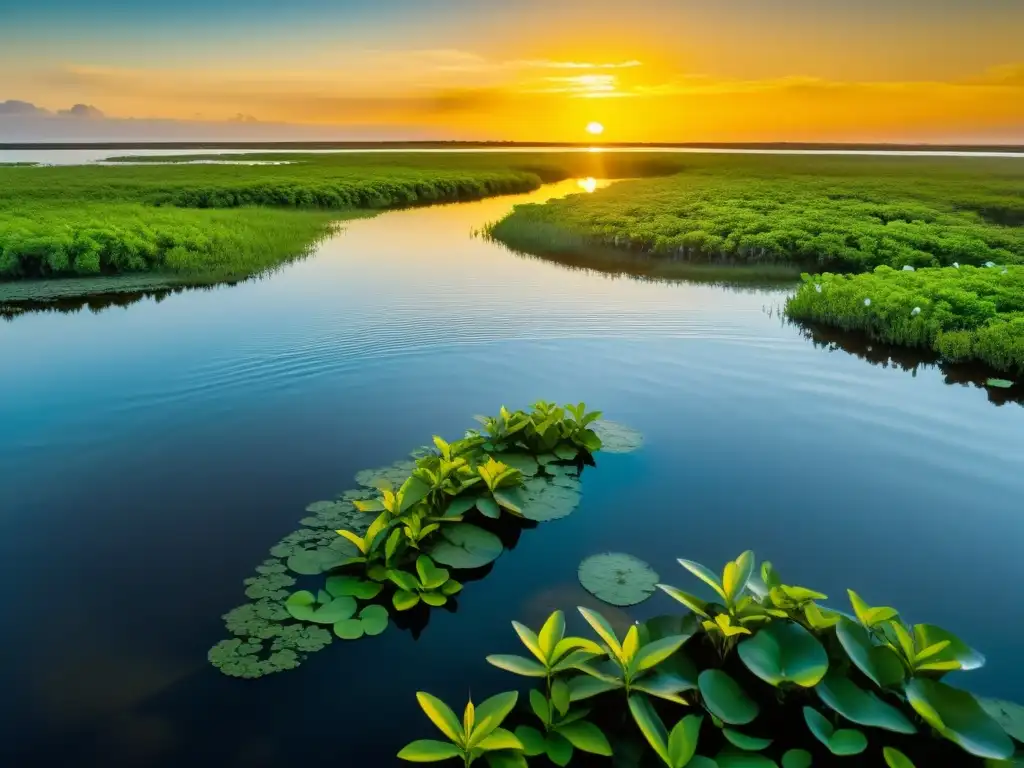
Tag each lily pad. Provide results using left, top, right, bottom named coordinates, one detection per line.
left=781, top=749, right=812, bottom=768
left=354, top=460, right=417, bottom=490
left=333, top=618, right=365, bottom=640
left=987, top=379, right=1014, bottom=389
left=835, top=618, right=906, bottom=688
left=335, top=605, right=390, bottom=640
left=521, top=481, right=581, bottom=522
left=325, top=575, right=383, bottom=600
left=285, top=590, right=357, bottom=624
left=738, top=620, right=828, bottom=688
left=286, top=547, right=352, bottom=575
left=497, top=452, right=540, bottom=477
left=427, top=523, right=504, bottom=569
left=591, top=420, right=644, bottom=453
left=698, top=669, right=759, bottom=725
left=907, top=679, right=1014, bottom=760
left=722, top=730, right=772, bottom=751
left=979, top=698, right=1024, bottom=744
left=816, top=670, right=916, bottom=734
left=803, top=706, right=868, bottom=756
left=578, top=553, right=660, bottom=607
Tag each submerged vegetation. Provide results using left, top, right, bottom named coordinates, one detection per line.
left=787, top=265, right=1024, bottom=375
left=208, top=402, right=645, bottom=678
left=401, top=551, right=1024, bottom=766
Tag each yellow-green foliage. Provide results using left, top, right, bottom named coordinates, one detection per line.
left=786, top=265, right=1024, bottom=373
left=489, top=160, right=1024, bottom=271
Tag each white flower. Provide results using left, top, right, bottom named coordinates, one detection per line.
left=864, top=298, right=872, bottom=307
left=912, top=307, right=921, bottom=316
left=815, top=284, right=822, bottom=293
left=953, top=262, right=960, bottom=268
left=902, top=265, right=915, bottom=271
left=986, top=261, right=996, bottom=268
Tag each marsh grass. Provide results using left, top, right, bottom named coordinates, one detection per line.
left=787, top=265, right=1024, bottom=374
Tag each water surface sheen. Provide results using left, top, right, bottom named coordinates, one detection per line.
left=1, top=180, right=1022, bottom=767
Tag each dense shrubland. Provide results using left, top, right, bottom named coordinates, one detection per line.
left=786, top=265, right=1024, bottom=374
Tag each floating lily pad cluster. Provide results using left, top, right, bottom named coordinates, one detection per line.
left=210, top=402, right=645, bottom=678
left=400, top=550, right=1024, bottom=767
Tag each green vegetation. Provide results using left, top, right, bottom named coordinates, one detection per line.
left=208, top=401, right=644, bottom=678
left=400, top=551, right=1024, bottom=767
left=787, top=265, right=1024, bottom=375
left=488, top=160, right=1024, bottom=273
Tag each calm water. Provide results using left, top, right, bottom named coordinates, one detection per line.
left=3, top=146, right=1024, bottom=164
left=1, top=181, right=1022, bottom=766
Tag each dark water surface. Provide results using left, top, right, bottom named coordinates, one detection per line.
left=1, top=180, right=1022, bottom=767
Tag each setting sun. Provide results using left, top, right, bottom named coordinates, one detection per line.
left=586, top=122, right=605, bottom=136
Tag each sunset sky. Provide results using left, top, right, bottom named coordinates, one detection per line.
left=1, top=0, right=1022, bottom=143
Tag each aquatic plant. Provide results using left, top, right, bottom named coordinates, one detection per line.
left=398, top=691, right=522, bottom=766
left=578, top=553, right=660, bottom=607
left=208, top=403, right=644, bottom=678
left=400, top=550, right=1024, bottom=766
left=786, top=266, right=1024, bottom=374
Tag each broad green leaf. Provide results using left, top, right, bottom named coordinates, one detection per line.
left=511, top=621, right=547, bottom=664
left=803, top=707, right=867, bottom=756
left=397, top=739, right=463, bottom=762
left=804, top=602, right=840, bottom=630
left=497, top=452, right=539, bottom=477
left=633, top=634, right=687, bottom=674
left=359, top=604, right=389, bottom=636
left=420, top=592, right=447, bottom=607
left=622, top=625, right=640, bottom=663
left=737, top=621, right=827, bottom=688
left=388, top=569, right=422, bottom=593
left=847, top=589, right=898, bottom=627
left=883, top=747, right=916, bottom=768
left=678, top=558, right=728, bottom=601
left=914, top=640, right=952, bottom=663
left=781, top=749, right=812, bottom=768
left=464, top=699, right=475, bottom=739
left=891, top=621, right=916, bottom=660
left=552, top=649, right=601, bottom=673
left=914, top=624, right=985, bottom=671
left=567, top=674, right=622, bottom=702
left=474, top=727, right=523, bottom=753
left=353, top=498, right=386, bottom=513
left=538, top=610, right=566, bottom=662
left=325, top=575, right=382, bottom=600
left=493, top=488, right=526, bottom=515
left=307, top=595, right=357, bottom=624
left=698, top=669, right=759, bottom=725
left=477, top=497, right=501, bottom=519
left=399, top=475, right=432, bottom=512
left=551, top=678, right=571, bottom=717
left=668, top=714, right=702, bottom=767
left=428, top=523, right=504, bottom=569
left=333, top=618, right=364, bottom=640
left=780, top=585, right=827, bottom=602
left=285, top=590, right=318, bottom=621
left=722, top=730, right=772, bottom=751
left=416, top=692, right=465, bottom=746
left=545, top=732, right=574, bottom=767
left=657, top=585, right=711, bottom=618
left=529, top=689, right=550, bottom=725
left=643, top=614, right=701, bottom=644
left=470, top=692, right=519, bottom=745
left=632, top=671, right=695, bottom=705
left=552, top=635, right=606, bottom=660
left=578, top=606, right=623, bottom=657
left=978, top=697, right=1024, bottom=744
left=440, top=580, right=462, bottom=596
left=486, top=654, right=548, bottom=678
left=815, top=670, right=916, bottom=733
left=724, top=551, right=755, bottom=604
left=628, top=694, right=670, bottom=766
left=558, top=720, right=613, bottom=756
left=393, top=590, right=421, bottom=611
left=415, top=555, right=450, bottom=590
left=715, top=752, right=778, bottom=767
left=579, top=552, right=660, bottom=607
left=513, top=726, right=546, bottom=757
left=484, top=751, right=527, bottom=768
left=445, top=496, right=478, bottom=517
left=835, top=618, right=906, bottom=688
left=907, top=679, right=1014, bottom=759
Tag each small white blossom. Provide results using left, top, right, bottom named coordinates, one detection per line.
left=902, top=265, right=915, bottom=271
left=815, top=284, right=822, bottom=293
left=912, top=307, right=921, bottom=316
left=953, top=262, right=960, bottom=268
left=986, top=261, right=997, bottom=268
left=864, top=298, right=872, bottom=307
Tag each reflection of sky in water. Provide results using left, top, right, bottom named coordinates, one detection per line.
left=1, top=180, right=1023, bottom=765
